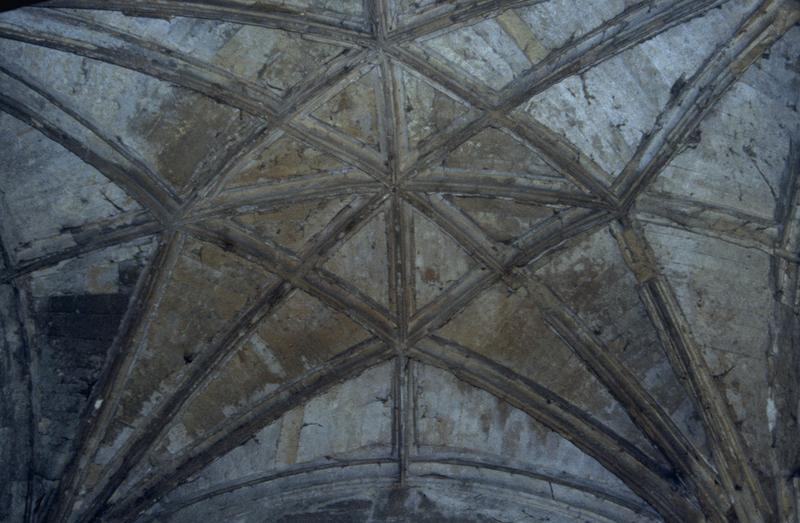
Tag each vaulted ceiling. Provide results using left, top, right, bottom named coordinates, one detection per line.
left=0, top=1, right=798, bottom=522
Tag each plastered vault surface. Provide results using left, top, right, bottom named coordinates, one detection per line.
left=0, top=1, right=799, bottom=522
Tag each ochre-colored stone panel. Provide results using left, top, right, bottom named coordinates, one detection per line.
left=448, top=196, right=564, bottom=244
left=116, top=237, right=277, bottom=427
left=228, top=134, right=362, bottom=187
left=437, top=281, right=657, bottom=454
left=235, top=197, right=354, bottom=253
left=310, top=67, right=382, bottom=148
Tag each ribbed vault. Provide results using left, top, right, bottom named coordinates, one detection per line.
left=0, top=1, right=798, bottom=522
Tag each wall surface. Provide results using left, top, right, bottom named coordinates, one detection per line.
left=0, top=1, right=798, bottom=522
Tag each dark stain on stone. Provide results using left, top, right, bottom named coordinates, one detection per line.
left=686, top=128, right=702, bottom=149
left=28, top=253, right=146, bottom=485
left=479, top=411, right=492, bottom=433
left=119, top=259, right=142, bottom=287
left=45, top=294, right=129, bottom=341
left=669, top=74, right=687, bottom=99
left=421, top=267, right=439, bottom=283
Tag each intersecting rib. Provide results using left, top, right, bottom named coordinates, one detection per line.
left=412, top=336, right=703, bottom=523
left=41, top=0, right=372, bottom=44
left=0, top=63, right=179, bottom=223
left=612, top=218, right=776, bottom=522
left=614, top=0, right=800, bottom=207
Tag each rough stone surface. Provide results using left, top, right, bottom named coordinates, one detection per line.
left=0, top=1, right=798, bottom=522
left=521, top=0, right=758, bottom=177
left=0, top=114, right=140, bottom=261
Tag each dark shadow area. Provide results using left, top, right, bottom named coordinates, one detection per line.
left=0, top=1, right=48, bottom=13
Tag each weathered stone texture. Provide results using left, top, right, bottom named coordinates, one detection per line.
left=535, top=227, right=710, bottom=456
left=23, top=238, right=154, bottom=512
left=645, top=224, right=775, bottom=476
left=412, top=206, right=475, bottom=310
left=324, top=203, right=391, bottom=308
left=521, top=0, right=759, bottom=177
left=398, top=64, right=479, bottom=155
left=0, top=1, right=797, bottom=522
left=311, top=67, right=383, bottom=149
left=0, top=114, right=140, bottom=261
